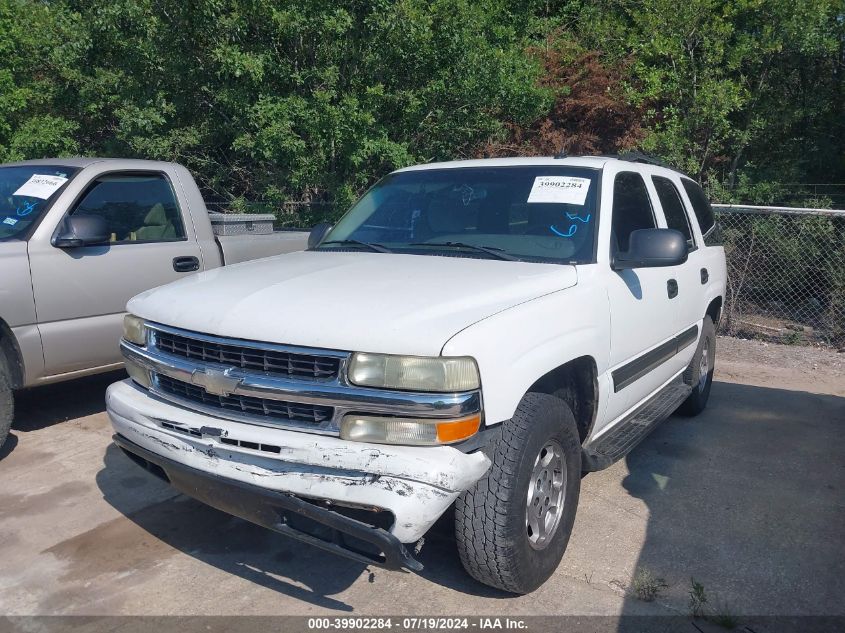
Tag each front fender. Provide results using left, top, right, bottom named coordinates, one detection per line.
left=442, top=283, right=610, bottom=425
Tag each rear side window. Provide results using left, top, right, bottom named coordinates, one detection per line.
left=69, top=173, right=185, bottom=243
left=681, top=179, right=717, bottom=240
left=652, top=176, right=694, bottom=248
left=611, top=172, right=655, bottom=252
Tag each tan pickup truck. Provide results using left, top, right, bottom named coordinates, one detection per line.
left=0, top=158, right=308, bottom=448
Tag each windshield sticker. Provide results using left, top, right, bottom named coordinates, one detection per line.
left=13, top=174, right=69, bottom=200
left=527, top=176, right=591, bottom=205
left=16, top=200, right=39, bottom=217
left=3, top=217, right=19, bottom=226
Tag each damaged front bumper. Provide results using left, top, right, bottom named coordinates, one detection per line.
left=106, top=380, right=491, bottom=570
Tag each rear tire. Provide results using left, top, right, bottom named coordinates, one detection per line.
left=678, top=315, right=716, bottom=416
left=0, top=356, right=12, bottom=450
left=454, top=392, right=581, bottom=594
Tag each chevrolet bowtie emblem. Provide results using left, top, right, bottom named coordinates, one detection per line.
left=190, top=368, right=242, bottom=397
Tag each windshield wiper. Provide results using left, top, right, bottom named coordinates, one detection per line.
left=317, top=239, right=393, bottom=253
left=410, top=241, right=520, bottom=261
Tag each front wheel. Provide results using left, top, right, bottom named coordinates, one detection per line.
left=678, top=315, right=716, bottom=416
left=454, top=392, right=581, bottom=594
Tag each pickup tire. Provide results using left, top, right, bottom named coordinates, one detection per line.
left=454, top=392, right=581, bottom=594
left=678, top=315, right=716, bottom=416
left=0, top=357, right=12, bottom=450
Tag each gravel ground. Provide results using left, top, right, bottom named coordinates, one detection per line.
left=716, top=335, right=845, bottom=396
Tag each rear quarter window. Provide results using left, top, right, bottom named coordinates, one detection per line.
left=681, top=179, right=721, bottom=245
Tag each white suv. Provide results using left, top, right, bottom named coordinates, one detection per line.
left=107, top=154, right=726, bottom=593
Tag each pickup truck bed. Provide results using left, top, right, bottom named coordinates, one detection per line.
left=216, top=231, right=310, bottom=265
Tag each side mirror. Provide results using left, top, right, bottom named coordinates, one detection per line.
left=307, top=222, right=332, bottom=249
left=53, top=215, right=110, bottom=248
left=613, top=228, right=688, bottom=269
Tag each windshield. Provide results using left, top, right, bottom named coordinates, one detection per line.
left=0, top=165, right=78, bottom=240
left=318, top=166, right=600, bottom=264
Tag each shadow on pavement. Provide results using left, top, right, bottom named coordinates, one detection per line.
left=13, top=370, right=125, bottom=433
left=94, top=440, right=507, bottom=607
left=617, top=380, right=845, bottom=629
left=96, top=442, right=363, bottom=611
left=0, top=432, right=18, bottom=461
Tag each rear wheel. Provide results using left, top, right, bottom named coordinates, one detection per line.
left=678, top=315, right=716, bottom=416
left=454, top=392, right=581, bottom=594
left=0, top=356, right=12, bottom=450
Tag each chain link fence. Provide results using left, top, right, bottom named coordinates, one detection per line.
left=714, top=205, right=845, bottom=347
left=207, top=201, right=845, bottom=348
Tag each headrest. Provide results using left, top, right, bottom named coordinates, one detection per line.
left=144, top=203, right=167, bottom=226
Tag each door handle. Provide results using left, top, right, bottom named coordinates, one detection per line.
left=667, top=279, right=679, bottom=299
left=700, top=267, right=709, bottom=284
left=173, top=256, right=200, bottom=273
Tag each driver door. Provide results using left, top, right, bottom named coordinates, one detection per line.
left=28, top=170, right=204, bottom=377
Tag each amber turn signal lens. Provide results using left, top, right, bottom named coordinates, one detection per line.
left=340, top=413, right=482, bottom=445
left=436, top=414, right=482, bottom=444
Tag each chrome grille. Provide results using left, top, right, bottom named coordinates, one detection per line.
left=153, top=329, right=341, bottom=380
left=156, top=375, right=334, bottom=426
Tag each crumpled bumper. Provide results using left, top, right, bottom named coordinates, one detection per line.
left=106, top=380, right=491, bottom=545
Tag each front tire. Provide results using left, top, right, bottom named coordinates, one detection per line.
left=454, top=392, right=581, bottom=594
left=0, top=357, right=13, bottom=450
left=678, top=315, right=716, bottom=416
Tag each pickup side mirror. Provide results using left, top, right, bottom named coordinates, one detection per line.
left=308, top=222, right=333, bottom=249
left=613, top=228, right=688, bottom=269
left=53, top=215, right=110, bottom=248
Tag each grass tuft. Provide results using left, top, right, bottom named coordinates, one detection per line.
left=631, top=568, right=668, bottom=602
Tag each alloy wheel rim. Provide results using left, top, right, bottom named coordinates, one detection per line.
left=526, top=440, right=566, bottom=550
left=698, top=339, right=710, bottom=391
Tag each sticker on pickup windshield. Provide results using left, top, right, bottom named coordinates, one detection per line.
left=13, top=174, right=69, bottom=200
left=527, top=176, right=591, bottom=205
left=3, top=217, right=18, bottom=226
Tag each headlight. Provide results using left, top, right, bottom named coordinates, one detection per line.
left=340, top=413, right=481, bottom=445
left=122, top=314, right=147, bottom=346
left=348, top=353, right=480, bottom=392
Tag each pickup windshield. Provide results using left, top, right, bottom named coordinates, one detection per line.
left=318, top=166, right=600, bottom=263
left=0, top=165, right=78, bottom=240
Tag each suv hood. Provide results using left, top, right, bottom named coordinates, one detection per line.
left=129, top=251, right=578, bottom=356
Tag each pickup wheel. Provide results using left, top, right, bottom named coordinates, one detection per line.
left=678, top=315, right=716, bottom=416
left=454, top=392, right=581, bottom=594
left=0, top=357, right=12, bottom=450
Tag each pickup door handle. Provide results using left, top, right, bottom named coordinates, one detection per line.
left=667, top=279, right=679, bottom=299
left=700, top=267, right=709, bottom=284
left=173, top=256, right=200, bottom=273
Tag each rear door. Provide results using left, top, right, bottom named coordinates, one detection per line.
left=650, top=174, right=703, bottom=348
left=28, top=169, right=205, bottom=376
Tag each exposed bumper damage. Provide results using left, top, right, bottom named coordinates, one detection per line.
left=106, top=380, right=491, bottom=565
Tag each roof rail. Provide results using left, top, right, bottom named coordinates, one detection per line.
left=603, top=151, right=671, bottom=168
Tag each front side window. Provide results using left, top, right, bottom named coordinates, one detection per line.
left=611, top=172, right=655, bottom=252
left=320, top=166, right=600, bottom=264
left=69, top=173, right=185, bottom=243
left=652, top=175, right=694, bottom=248
left=0, top=165, right=78, bottom=240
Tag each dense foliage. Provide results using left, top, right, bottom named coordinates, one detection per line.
left=0, top=0, right=842, bottom=208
